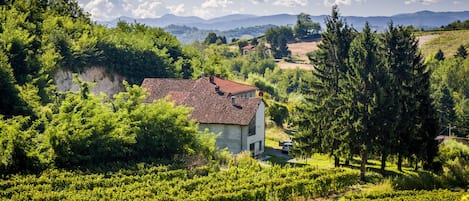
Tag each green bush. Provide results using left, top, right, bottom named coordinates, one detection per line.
left=438, top=139, right=469, bottom=187
left=392, top=171, right=441, bottom=190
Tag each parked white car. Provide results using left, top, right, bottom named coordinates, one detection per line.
left=281, top=140, right=293, bottom=153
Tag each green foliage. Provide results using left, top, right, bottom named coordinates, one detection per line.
left=0, top=115, right=43, bottom=174
left=265, top=26, right=293, bottom=58
left=293, top=5, right=355, bottom=167
left=43, top=83, right=136, bottom=167
left=294, top=13, right=321, bottom=39
left=431, top=56, right=469, bottom=136
left=455, top=44, right=468, bottom=59
left=440, top=19, right=469, bottom=31
left=267, top=101, right=289, bottom=127
left=438, top=140, right=469, bottom=187
left=392, top=171, right=441, bottom=190
left=204, top=32, right=227, bottom=45
left=342, top=23, right=383, bottom=181
left=433, top=84, right=457, bottom=134
left=94, top=22, right=193, bottom=83
left=0, top=51, right=30, bottom=116
left=294, top=7, right=439, bottom=175
left=37, top=79, right=208, bottom=169
left=434, top=49, right=445, bottom=61
left=131, top=99, right=199, bottom=160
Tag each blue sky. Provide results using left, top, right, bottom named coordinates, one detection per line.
left=76, top=0, right=469, bottom=21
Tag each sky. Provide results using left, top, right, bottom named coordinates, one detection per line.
left=76, top=0, right=469, bottom=21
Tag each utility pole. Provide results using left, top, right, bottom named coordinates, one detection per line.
left=448, top=124, right=456, bottom=136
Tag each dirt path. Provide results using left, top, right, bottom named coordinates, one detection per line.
left=417, top=34, right=440, bottom=47
left=278, top=40, right=319, bottom=70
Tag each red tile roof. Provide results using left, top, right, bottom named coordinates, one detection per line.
left=242, top=45, right=255, bottom=50
left=141, top=77, right=262, bottom=125
left=205, top=77, right=257, bottom=95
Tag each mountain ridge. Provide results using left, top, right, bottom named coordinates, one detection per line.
left=98, top=10, right=469, bottom=43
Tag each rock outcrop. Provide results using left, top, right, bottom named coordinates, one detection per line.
left=55, top=67, right=125, bottom=97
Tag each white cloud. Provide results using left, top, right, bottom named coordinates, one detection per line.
left=84, top=0, right=115, bottom=20
left=323, top=0, right=366, bottom=7
left=201, top=0, right=234, bottom=8
left=273, top=0, right=307, bottom=7
left=192, top=6, right=212, bottom=19
left=132, top=0, right=163, bottom=18
left=453, top=1, right=461, bottom=4
left=252, top=0, right=269, bottom=4
left=166, top=4, right=185, bottom=15
left=404, top=0, right=438, bottom=5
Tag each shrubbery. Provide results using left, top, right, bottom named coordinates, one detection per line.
left=438, top=139, right=469, bottom=187
left=0, top=81, right=217, bottom=174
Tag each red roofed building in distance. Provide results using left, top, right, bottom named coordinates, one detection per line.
left=141, top=75, right=265, bottom=156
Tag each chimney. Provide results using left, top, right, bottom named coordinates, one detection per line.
left=231, top=96, right=236, bottom=105
left=258, top=91, right=264, bottom=97
left=209, top=75, right=215, bottom=84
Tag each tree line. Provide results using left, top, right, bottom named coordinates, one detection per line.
left=292, top=6, right=439, bottom=181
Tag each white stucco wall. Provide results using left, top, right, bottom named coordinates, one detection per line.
left=247, top=101, right=265, bottom=156
left=199, top=124, right=246, bottom=154
left=235, top=91, right=256, bottom=98
left=199, top=101, right=265, bottom=156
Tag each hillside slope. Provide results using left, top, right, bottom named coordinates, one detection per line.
left=418, top=30, right=469, bottom=58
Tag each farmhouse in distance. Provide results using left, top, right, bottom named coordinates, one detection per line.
left=141, top=75, right=266, bottom=156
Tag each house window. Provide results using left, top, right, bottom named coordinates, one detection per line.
left=248, top=118, right=256, bottom=136
left=258, top=141, right=262, bottom=151
left=250, top=143, right=255, bottom=151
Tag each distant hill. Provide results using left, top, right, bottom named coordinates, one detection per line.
left=99, top=11, right=469, bottom=43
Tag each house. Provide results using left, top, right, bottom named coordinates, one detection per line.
left=141, top=76, right=265, bottom=156
left=241, top=45, right=255, bottom=56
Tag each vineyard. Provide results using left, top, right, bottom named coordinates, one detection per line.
left=344, top=189, right=467, bottom=201
left=0, top=156, right=360, bottom=200
left=2, top=159, right=468, bottom=200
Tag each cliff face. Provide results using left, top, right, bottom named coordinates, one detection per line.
left=54, top=67, right=125, bottom=97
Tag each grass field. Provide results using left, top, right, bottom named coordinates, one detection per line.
left=417, top=30, right=469, bottom=58
left=261, top=127, right=469, bottom=200
left=277, top=30, right=469, bottom=70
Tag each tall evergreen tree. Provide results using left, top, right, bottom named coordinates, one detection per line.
left=454, top=45, right=468, bottom=59
left=434, top=84, right=457, bottom=134
left=381, top=24, right=426, bottom=171
left=412, top=64, right=440, bottom=171
left=341, top=23, right=381, bottom=181
left=204, top=32, right=218, bottom=45
left=293, top=5, right=355, bottom=167
left=435, top=49, right=445, bottom=61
